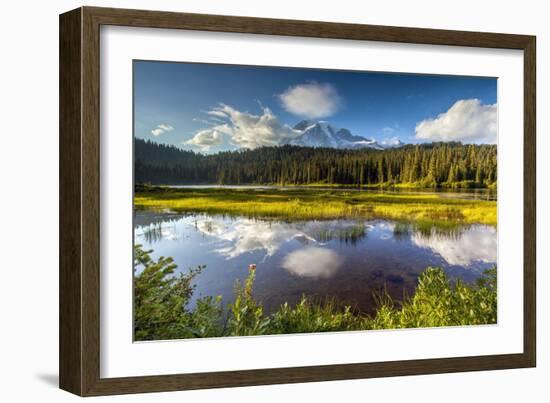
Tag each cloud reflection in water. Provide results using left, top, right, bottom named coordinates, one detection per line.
left=282, top=247, right=343, bottom=278
left=196, top=219, right=316, bottom=259
left=411, top=225, right=497, bottom=266
left=194, top=218, right=365, bottom=260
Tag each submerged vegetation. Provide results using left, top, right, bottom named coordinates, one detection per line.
left=134, top=245, right=497, bottom=341
left=134, top=186, right=497, bottom=226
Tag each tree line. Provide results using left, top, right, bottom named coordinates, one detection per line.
left=135, top=138, right=497, bottom=188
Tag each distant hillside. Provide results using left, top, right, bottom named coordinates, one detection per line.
left=134, top=138, right=497, bottom=188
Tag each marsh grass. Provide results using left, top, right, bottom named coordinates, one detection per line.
left=314, top=223, right=367, bottom=244
left=134, top=246, right=497, bottom=341
left=135, top=186, right=497, bottom=227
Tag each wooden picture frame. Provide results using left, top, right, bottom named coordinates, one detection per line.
left=59, top=6, right=536, bottom=396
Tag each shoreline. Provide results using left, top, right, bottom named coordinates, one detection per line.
left=134, top=186, right=497, bottom=226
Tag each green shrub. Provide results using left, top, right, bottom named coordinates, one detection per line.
left=133, top=246, right=497, bottom=340
left=370, top=267, right=497, bottom=329
left=269, top=297, right=365, bottom=334
left=227, top=265, right=271, bottom=336
left=133, top=244, right=221, bottom=340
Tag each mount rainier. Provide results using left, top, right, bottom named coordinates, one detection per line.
left=286, top=120, right=404, bottom=150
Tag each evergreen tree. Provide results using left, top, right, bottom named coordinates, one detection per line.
left=134, top=138, right=496, bottom=188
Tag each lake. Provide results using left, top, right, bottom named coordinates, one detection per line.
left=134, top=208, right=497, bottom=315
left=167, top=185, right=497, bottom=201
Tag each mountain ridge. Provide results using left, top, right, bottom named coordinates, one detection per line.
left=287, top=120, right=403, bottom=150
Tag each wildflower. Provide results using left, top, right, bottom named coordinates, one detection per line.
left=249, top=264, right=257, bottom=271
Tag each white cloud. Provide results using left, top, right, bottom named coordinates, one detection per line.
left=278, top=82, right=341, bottom=119
left=151, top=123, right=174, bottom=137
left=207, top=116, right=225, bottom=124
left=415, top=99, right=497, bottom=143
left=207, top=110, right=228, bottom=118
left=185, top=126, right=227, bottom=149
left=192, top=118, right=215, bottom=125
left=185, top=104, right=302, bottom=150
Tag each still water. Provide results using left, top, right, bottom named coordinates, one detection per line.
left=134, top=210, right=497, bottom=315
left=168, top=185, right=497, bottom=201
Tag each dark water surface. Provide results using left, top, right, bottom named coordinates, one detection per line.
left=134, top=210, right=497, bottom=315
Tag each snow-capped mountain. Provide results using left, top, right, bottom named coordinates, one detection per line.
left=380, top=138, right=405, bottom=148
left=288, top=120, right=402, bottom=150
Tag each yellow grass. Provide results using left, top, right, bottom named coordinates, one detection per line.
left=134, top=187, right=497, bottom=226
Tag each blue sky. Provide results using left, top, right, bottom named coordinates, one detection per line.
left=134, top=60, right=497, bottom=152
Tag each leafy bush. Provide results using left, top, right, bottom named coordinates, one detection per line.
left=133, top=246, right=497, bottom=341
left=227, top=265, right=271, bottom=336
left=133, top=245, right=221, bottom=340
left=370, top=267, right=497, bottom=329
left=269, top=298, right=364, bottom=334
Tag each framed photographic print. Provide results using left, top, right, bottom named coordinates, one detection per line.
left=59, top=6, right=536, bottom=396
